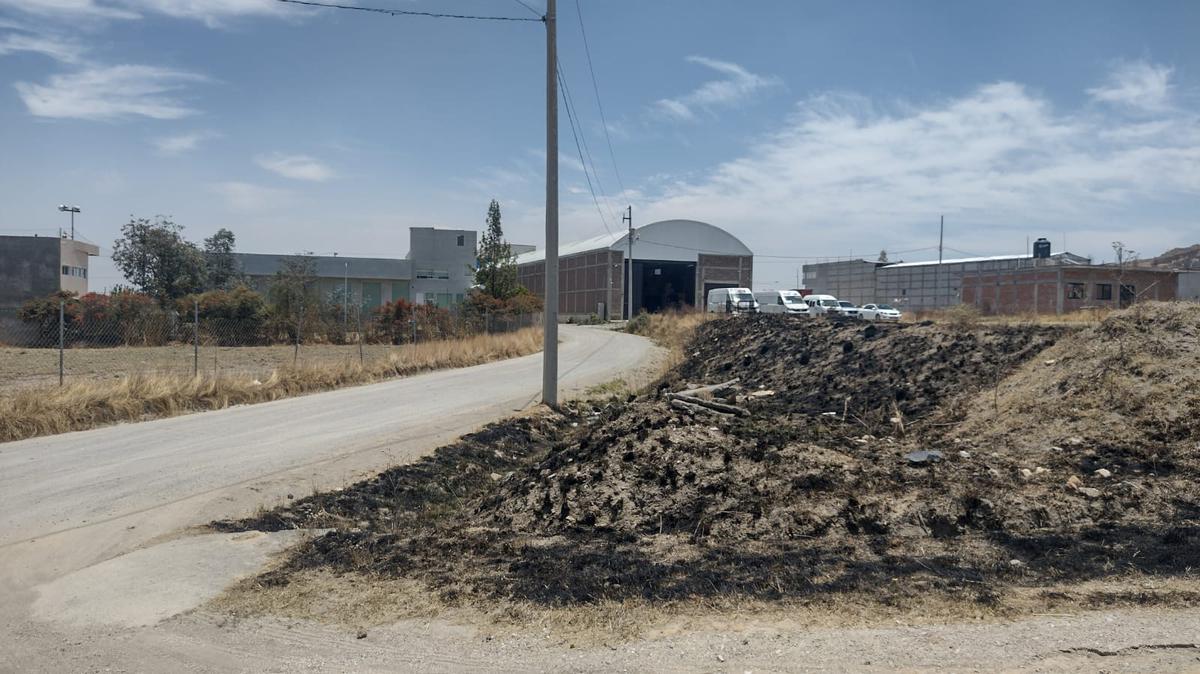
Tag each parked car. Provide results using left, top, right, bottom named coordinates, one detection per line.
left=706, top=287, right=759, bottom=314
left=860, top=303, right=902, bottom=321
left=753, top=290, right=810, bottom=315
left=803, top=294, right=841, bottom=316
left=835, top=300, right=863, bottom=319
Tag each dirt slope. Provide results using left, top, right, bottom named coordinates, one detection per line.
left=223, top=303, right=1200, bottom=613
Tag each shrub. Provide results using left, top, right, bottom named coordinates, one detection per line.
left=179, top=285, right=269, bottom=346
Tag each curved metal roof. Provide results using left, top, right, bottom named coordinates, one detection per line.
left=516, top=219, right=752, bottom=264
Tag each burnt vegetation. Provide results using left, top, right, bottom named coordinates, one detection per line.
left=218, top=303, right=1200, bottom=610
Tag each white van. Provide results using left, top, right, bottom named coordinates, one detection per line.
left=754, top=290, right=810, bottom=315
left=803, top=294, right=841, bottom=316
left=706, top=287, right=759, bottom=314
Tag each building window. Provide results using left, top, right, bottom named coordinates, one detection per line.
left=61, top=265, right=87, bottom=278
left=62, top=265, right=69, bottom=275
left=1096, top=283, right=1113, bottom=300
left=415, top=269, right=450, bottom=280
left=456, top=235, right=465, bottom=247
left=1067, top=282, right=1086, bottom=300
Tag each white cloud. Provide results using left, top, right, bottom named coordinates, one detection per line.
left=0, top=0, right=300, bottom=26
left=152, top=130, right=219, bottom=154
left=636, top=64, right=1200, bottom=262
left=211, top=181, right=294, bottom=210
left=0, top=32, right=84, bottom=63
left=1087, top=60, right=1174, bottom=112
left=254, top=153, right=335, bottom=181
left=14, top=64, right=207, bottom=119
left=654, top=55, right=781, bottom=121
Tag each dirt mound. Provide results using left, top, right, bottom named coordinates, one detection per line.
left=227, top=304, right=1200, bottom=610
left=674, top=315, right=1063, bottom=429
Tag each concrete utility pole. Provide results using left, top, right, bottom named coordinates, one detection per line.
left=541, top=0, right=559, bottom=407
left=938, top=214, right=945, bottom=307
left=623, top=205, right=633, bottom=319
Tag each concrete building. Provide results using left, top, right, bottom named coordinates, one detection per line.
left=232, top=227, right=477, bottom=309
left=962, top=265, right=1180, bottom=314
left=804, top=249, right=1091, bottom=310
left=0, top=235, right=100, bottom=308
left=516, top=219, right=753, bottom=319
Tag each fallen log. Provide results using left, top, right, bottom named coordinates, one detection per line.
left=667, top=393, right=750, bottom=417
left=675, top=378, right=741, bottom=399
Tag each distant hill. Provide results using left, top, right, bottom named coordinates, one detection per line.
left=1141, top=244, right=1200, bottom=270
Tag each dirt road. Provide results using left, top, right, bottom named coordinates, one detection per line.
left=0, top=325, right=663, bottom=668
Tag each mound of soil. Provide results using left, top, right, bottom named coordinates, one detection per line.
left=227, top=304, right=1200, bottom=610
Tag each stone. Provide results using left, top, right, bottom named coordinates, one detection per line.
left=1078, top=487, right=1103, bottom=498
left=1066, top=475, right=1083, bottom=489
left=1035, top=466, right=1048, bottom=475
left=1094, top=468, right=1112, bottom=478
left=1020, top=468, right=1034, bottom=479
left=904, top=450, right=943, bottom=465
left=958, top=450, right=972, bottom=459
left=490, top=472, right=503, bottom=481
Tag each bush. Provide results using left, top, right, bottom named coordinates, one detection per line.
left=179, top=285, right=269, bottom=346
left=18, top=292, right=79, bottom=345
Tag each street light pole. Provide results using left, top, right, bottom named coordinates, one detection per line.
left=58, top=205, right=80, bottom=240
left=541, top=0, right=559, bottom=408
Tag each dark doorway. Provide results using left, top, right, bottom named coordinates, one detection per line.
left=626, top=260, right=695, bottom=317
left=1120, top=283, right=1136, bottom=308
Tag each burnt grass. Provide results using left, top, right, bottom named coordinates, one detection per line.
left=221, top=311, right=1200, bottom=609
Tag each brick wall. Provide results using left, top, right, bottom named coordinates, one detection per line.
left=963, top=267, right=1178, bottom=314
left=517, top=249, right=624, bottom=319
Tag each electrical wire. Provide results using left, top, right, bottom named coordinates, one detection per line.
left=557, top=66, right=613, bottom=236
left=557, top=62, right=621, bottom=226
left=275, top=0, right=543, bottom=21
left=574, top=0, right=627, bottom=200
left=510, top=0, right=543, bottom=18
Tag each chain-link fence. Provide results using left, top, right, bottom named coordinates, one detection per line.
left=0, top=302, right=540, bottom=390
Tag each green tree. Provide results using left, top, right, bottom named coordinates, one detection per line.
left=267, top=253, right=319, bottom=337
left=203, top=228, right=239, bottom=290
left=474, top=199, right=519, bottom=299
left=111, top=217, right=206, bottom=306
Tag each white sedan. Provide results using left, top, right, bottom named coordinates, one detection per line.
left=860, top=303, right=902, bottom=321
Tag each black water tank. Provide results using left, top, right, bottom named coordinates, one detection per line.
left=1033, top=238, right=1051, bottom=259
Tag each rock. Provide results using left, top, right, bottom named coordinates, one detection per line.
left=1066, top=475, right=1083, bottom=489
left=356, top=630, right=367, bottom=639
left=1094, top=468, right=1112, bottom=478
left=1064, top=436, right=1085, bottom=447
left=1050, top=446, right=1065, bottom=453
left=958, top=450, right=972, bottom=459
left=490, top=472, right=503, bottom=481
left=1019, top=468, right=1034, bottom=479
left=1077, top=487, right=1103, bottom=498
left=1034, top=466, right=1048, bottom=475
left=749, top=390, right=775, bottom=398
left=1009, top=559, right=1026, bottom=568
left=904, top=450, right=943, bottom=465
left=1044, top=359, right=1057, bottom=365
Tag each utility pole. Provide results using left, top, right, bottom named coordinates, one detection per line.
left=541, top=0, right=559, bottom=407
left=343, top=259, right=349, bottom=329
left=937, top=214, right=945, bottom=308
left=623, top=205, right=633, bottom=319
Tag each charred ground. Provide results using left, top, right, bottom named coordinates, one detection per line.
left=218, top=304, right=1200, bottom=612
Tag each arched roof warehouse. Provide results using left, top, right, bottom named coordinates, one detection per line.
left=516, top=219, right=753, bottom=319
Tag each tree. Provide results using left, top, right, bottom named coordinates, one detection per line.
left=474, top=199, right=519, bottom=299
left=111, top=217, right=206, bottom=306
left=267, top=253, right=318, bottom=337
left=878, top=249, right=889, bottom=263
left=203, top=228, right=239, bottom=290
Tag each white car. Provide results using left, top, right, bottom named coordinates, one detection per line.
left=834, top=300, right=863, bottom=319
left=860, top=303, right=902, bottom=321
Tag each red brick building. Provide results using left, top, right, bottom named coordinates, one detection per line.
left=962, top=265, right=1179, bottom=315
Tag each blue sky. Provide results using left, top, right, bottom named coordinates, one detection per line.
left=0, top=0, right=1197, bottom=290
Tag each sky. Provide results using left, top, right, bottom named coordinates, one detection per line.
left=0, top=0, right=1197, bottom=291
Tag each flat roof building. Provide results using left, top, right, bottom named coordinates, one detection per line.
left=804, top=248, right=1092, bottom=310
left=516, top=219, right=753, bottom=319
left=233, top=227, right=476, bottom=309
left=0, top=234, right=100, bottom=309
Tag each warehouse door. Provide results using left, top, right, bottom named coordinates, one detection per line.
left=629, top=260, right=695, bottom=317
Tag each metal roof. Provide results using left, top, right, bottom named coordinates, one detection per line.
left=882, top=252, right=1089, bottom=269
left=515, top=219, right=752, bottom=265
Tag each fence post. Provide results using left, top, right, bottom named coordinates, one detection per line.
left=294, top=306, right=301, bottom=367
left=58, top=299, right=64, bottom=387
left=411, top=310, right=417, bottom=345
left=193, top=299, right=199, bottom=377
left=357, top=307, right=364, bottom=366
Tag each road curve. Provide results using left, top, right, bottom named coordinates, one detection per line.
left=0, top=326, right=660, bottom=566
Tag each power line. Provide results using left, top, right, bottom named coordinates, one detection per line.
left=275, top=0, right=543, bottom=22
left=557, top=62, right=621, bottom=226
left=574, top=0, right=627, bottom=199
left=510, top=0, right=543, bottom=18
left=557, top=66, right=612, bottom=236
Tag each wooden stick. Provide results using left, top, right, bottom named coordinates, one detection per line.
left=668, top=393, right=750, bottom=416
left=675, top=378, right=740, bottom=399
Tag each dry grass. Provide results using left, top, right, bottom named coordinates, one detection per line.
left=915, top=304, right=1116, bottom=326
left=0, top=327, right=542, bottom=443
left=625, top=311, right=714, bottom=362
left=213, top=566, right=1200, bottom=645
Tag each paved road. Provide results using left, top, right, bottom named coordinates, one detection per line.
left=0, top=325, right=660, bottom=579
